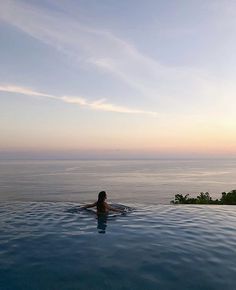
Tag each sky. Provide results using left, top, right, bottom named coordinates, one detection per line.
left=0, top=0, right=236, bottom=159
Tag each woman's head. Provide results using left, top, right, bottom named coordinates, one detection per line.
left=98, top=191, right=107, bottom=202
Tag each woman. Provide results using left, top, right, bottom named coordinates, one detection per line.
left=82, top=191, right=123, bottom=214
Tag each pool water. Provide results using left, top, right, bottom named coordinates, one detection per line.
left=1, top=202, right=236, bottom=290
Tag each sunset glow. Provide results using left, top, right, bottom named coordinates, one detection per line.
left=1, top=0, right=236, bottom=159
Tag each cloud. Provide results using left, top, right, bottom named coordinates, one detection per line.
left=1, top=0, right=235, bottom=120
left=0, top=0, right=223, bottom=105
left=0, top=85, right=52, bottom=98
left=0, top=85, right=157, bottom=115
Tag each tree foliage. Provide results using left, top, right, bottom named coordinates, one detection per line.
left=171, top=190, right=236, bottom=205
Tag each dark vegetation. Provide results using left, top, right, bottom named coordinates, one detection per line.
left=171, top=190, right=236, bottom=205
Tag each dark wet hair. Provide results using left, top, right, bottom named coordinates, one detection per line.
left=97, top=191, right=107, bottom=213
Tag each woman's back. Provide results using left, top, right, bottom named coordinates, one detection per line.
left=96, top=191, right=108, bottom=214
left=96, top=201, right=108, bottom=214
left=82, top=191, right=123, bottom=214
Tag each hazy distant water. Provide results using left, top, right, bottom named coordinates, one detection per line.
left=0, top=159, right=236, bottom=204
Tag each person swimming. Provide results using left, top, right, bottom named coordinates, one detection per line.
left=82, top=191, right=123, bottom=214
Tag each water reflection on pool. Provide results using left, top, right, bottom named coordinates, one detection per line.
left=0, top=202, right=236, bottom=290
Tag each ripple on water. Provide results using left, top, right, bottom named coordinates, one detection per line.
left=1, top=202, right=236, bottom=290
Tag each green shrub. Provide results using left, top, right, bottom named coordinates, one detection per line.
left=171, top=190, right=236, bottom=205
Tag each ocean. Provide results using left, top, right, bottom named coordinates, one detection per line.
left=1, top=159, right=236, bottom=290
left=0, top=159, right=236, bottom=203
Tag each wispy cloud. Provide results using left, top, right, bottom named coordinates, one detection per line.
left=0, top=0, right=225, bottom=106
left=0, top=85, right=157, bottom=115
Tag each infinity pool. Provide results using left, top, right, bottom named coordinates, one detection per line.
left=1, top=202, right=236, bottom=290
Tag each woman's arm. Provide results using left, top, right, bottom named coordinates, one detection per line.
left=106, top=204, right=124, bottom=213
left=82, top=202, right=97, bottom=209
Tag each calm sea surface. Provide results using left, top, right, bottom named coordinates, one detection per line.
left=0, top=159, right=236, bottom=203
left=1, top=159, right=236, bottom=290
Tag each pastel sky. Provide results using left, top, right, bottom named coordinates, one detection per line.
left=0, top=0, right=236, bottom=159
